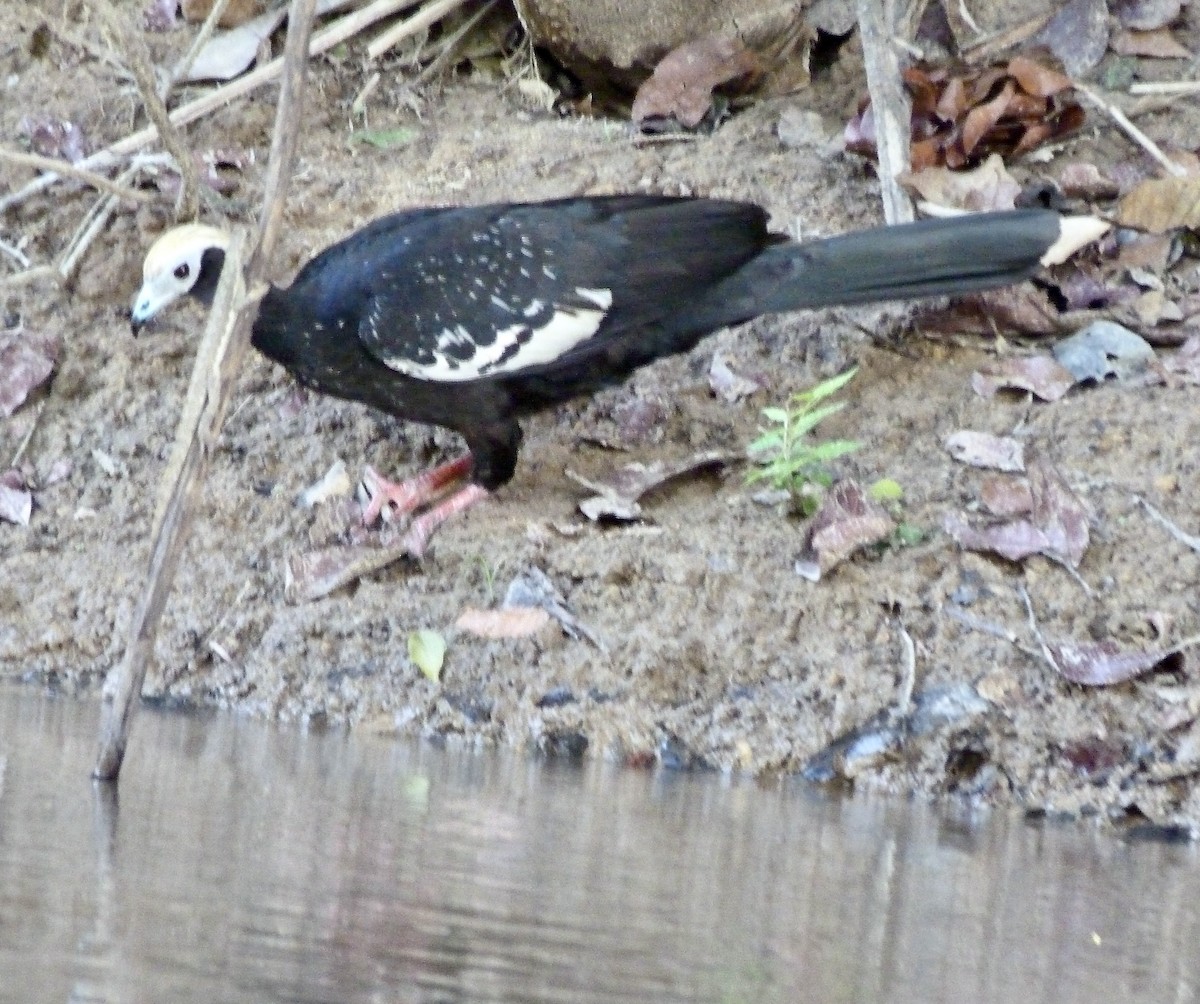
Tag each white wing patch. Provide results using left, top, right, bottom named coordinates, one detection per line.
left=381, top=286, right=613, bottom=383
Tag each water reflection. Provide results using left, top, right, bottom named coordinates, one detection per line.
left=0, top=688, right=1195, bottom=1003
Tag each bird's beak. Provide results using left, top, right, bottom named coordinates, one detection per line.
left=130, top=310, right=145, bottom=337
left=130, top=286, right=158, bottom=337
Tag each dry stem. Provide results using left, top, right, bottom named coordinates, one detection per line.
left=93, top=0, right=319, bottom=783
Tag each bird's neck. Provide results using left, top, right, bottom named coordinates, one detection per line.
left=250, top=284, right=307, bottom=368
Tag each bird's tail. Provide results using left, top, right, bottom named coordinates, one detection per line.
left=688, top=209, right=1067, bottom=327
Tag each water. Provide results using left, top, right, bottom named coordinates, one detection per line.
left=1, top=687, right=1196, bottom=1004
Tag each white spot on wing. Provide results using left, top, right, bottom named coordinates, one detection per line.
left=379, top=290, right=612, bottom=383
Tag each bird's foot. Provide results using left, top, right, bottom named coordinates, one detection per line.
left=398, top=484, right=490, bottom=558
left=360, top=454, right=474, bottom=527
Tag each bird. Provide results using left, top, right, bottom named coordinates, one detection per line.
left=130, top=195, right=1094, bottom=556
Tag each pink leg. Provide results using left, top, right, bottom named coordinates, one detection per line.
left=401, top=484, right=491, bottom=558
left=361, top=454, right=474, bottom=526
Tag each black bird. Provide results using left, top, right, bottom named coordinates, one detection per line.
left=131, top=195, right=1096, bottom=555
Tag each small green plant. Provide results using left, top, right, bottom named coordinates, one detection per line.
left=745, top=367, right=861, bottom=516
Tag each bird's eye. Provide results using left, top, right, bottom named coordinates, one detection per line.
left=174, top=263, right=190, bottom=280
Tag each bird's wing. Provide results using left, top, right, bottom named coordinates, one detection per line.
left=354, top=198, right=770, bottom=383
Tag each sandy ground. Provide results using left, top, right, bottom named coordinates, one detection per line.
left=3, top=2, right=1200, bottom=830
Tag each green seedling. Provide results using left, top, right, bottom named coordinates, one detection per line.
left=746, top=367, right=861, bottom=516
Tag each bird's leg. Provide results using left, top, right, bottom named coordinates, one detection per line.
left=361, top=454, right=474, bottom=526
left=401, top=484, right=490, bottom=558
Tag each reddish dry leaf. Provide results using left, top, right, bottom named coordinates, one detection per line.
left=455, top=606, right=551, bottom=639
left=568, top=450, right=732, bottom=522
left=0, top=329, right=59, bottom=417
left=945, top=431, right=1026, bottom=472
left=979, top=474, right=1034, bottom=516
left=970, top=355, right=1077, bottom=402
left=1117, top=176, right=1200, bottom=232
left=850, top=56, right=1084, bottom=169
left=1048, top=639, right=1177, bottom=685
left=182, top=0, right=265, bottom=27
left=944, top=456, right=1088, bottom=566
left=794, top=480, right=894, bottom=581
left=1114, top=0, right=1183, bottom=31
left=632, top=36, right=763, bottom=129
left=1110, top=27, right=1193, bottom=58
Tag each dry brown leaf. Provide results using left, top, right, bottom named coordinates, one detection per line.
left=945, top=430, right=1026, bottom=472
left=632, top=36, right=763, bottom=129
left=568, top=450, right=732, bottom=522
left=18, top=115, right=88, bottom=163
left=1110, top=27, right=1193, bottom=58
left=794, top=480, right=894, bottom=581
left=971, top=356, right=1077, bottom=401
left=918, top=285, right=1064, bottom=337
left=182, top=0, right=266, bottom=28
left=1047, top=639, right=1178, bottom=685
left=456, top=606, right=551, bottom=639
left=1005, top=55, right=1073, bottom=98
left=0, top=329, right=59, bottom=417
left=1117, top=176, right=1200, bottom=232
left=979, top=474, right=1034, bottom=516
left=944, top=456, right=1088, bottom=566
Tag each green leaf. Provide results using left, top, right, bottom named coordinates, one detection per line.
left=788, top=400, right=846, bottom=438
left=807, top=439, right=860, bottom=462
left=408, top=629, right=445, bottom=681
left=760, top=407, right=789, bottom=424
left=894, top=523, right=925, bottom=546
left=349, top=127, right=419, bottom=149
left=869, top=478, right=904, bottom=502
left=793, top=367, right=858, bottom=407
left=747, top=431, right=783, bottom=453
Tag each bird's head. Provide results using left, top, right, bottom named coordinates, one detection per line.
left=130, top=223, right=231, bottom=334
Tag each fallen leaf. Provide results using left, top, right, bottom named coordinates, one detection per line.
left=567, top=450, right=733, bottom=522
left=1110, top=27, right=1192, bottom=58
left=0, top=329, right=59, bottom=417
left=979, top=474, right=1034, bottom=516
left=708, top=352, right=762, bottom=403
left=1047, top=639, right=1178, bottom=685
left=182, top=0, right=265, bottom=28
left=632, top=35, right=763, bottom=130
left=901, top=154, right=1020, bottom=211
left=971, top=355, right=1077, bottom=401
left=455, top=607, right=551, bottom=639
left=945, top=431, right=1026, bottom=472
left=944, top=455, right=1089, bottom=566
left=916, top=285, right=1065, bottom=338
left=1052, top=321, right=1156, bottom=381
left=1058, top=162, right=1120, bottom=200
left=408, top=629, right=445, bottom=682
left=0, top=470, right=31, bottom=526
left=1117, top=176, right=1200, bottom=232
left=794, top=480, right=894, bottom=581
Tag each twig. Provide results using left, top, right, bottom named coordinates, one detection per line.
left=165, top=0, right=233, bottom=98
left=367, top=0, right=471, bottom=60
left=91, top=0, right=201, bottom=220
left=9, top=402, right=44, bottom=468
left=1017, top=584, right=1063, bottom=675
left=0, top=239, right=31, bottom=269
left=410, top=0, right=499, bottom=88
left=0, top=0, right=417, bottom=215
left=1135, top=495, right=1200, bottom=554
left=1129, top=81, right=1200, bottom=95
left=0, top=148, right=155, bottom=204
left=943, top=604, right=1044, bottom=662
left=58, top=192, right=120, bottom=282
left=960, top=9, right=1054, bottom=63
left=895, top=618, right=916, bottom=716
left=855, top=0, right=914, bottom=224
left=1075, top=84, right=1187, bottom=179
left=0, top=266, right=57, bottom=289
left=93, top=0, right=319, bottom=784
